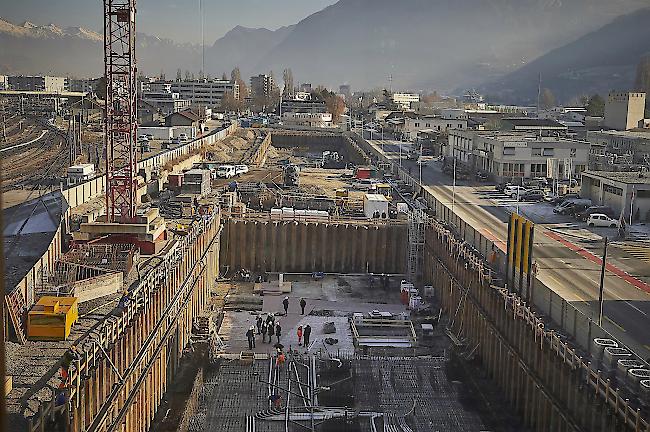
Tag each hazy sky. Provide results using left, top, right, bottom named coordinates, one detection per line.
left=1, top=0, right=339, bottom=44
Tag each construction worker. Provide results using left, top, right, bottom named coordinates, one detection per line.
left=303, top=325, right=312, bottom=348
left=269, top=393, right=282, bottom=409
left=268, top=321, right=275, bottom=342
left=261, top=321, right=268, bottom=343
left=276, top=348, right=286, bottom=368
left=61, top=345, right=80, bottom=385
left=246, top=326, right=256, bottom=350
left=275, top=322, right=282, bottom=345
left=282, top=296, right=289, bottom=315
left=297, top=326, right=303, bottom=346
left=256, top=315, right=263, bottom=335
left=300, top=298, right=307, bottom=315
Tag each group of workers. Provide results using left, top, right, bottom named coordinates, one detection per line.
left=246, top=296, right=311, bottom=351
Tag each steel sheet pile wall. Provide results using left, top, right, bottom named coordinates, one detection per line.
left=221, top=218, right=406, bottom=274
left=424, top=225, right=648, bottom=432
left=27, top=213, right=222, bottom=432
left=271, top=132, right=368, bottom=165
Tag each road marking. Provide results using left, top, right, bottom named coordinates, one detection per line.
left=544, top=231, right=650, bottom=295
left=606, top=316, right=626, bottom=332
left=611, top=243, right=650, bottom=264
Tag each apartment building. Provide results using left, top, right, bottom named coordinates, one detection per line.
left=391, top=93, right=420, bottom=110
left=141, top=82, right=191, bottom=116
left=402, top=110, right=468, bottom=140
left=68, top=78, right=101, bottom=94
left=250, top=74, right=274, bottom=99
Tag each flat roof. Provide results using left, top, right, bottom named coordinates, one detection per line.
left=590, top=129, right=650, bottom=140
left=365, top=193, right=389, bottom=201
left=582, top=171, right=650, bottom=185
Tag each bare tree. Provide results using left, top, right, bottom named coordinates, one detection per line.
left=283, top=68, right=294, bottom=98
left=635, top=54, right=650, bottom=114
left=540, top=88, right=556, bottom=109
left=176, top=68, right=182, bottom=82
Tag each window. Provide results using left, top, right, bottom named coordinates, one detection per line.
left=543, top=148, right=554, bottom=156
left=503, top=147, right=516, bottom=156
left=425, top=123, right=430, bottom=127
left=603, top=184, right=623, bottom=196
left=570, top=148, right=577, bottom=157
left=414, top=123, right=420, bottom=127
left=532, top=148, right=542, bottom=156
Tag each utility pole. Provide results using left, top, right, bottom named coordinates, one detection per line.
left=598, top=237, right=608, bottom=326
left=536, top=72, right=542, bottom=116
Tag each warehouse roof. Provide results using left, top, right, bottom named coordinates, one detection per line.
left=582, top=171, right=650, bottom=185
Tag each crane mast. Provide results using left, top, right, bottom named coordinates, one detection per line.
left=104, top=0, right=138, bottom=223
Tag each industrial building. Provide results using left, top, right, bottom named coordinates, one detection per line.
left=581, top=170, right=650, bottom=221
left=140, top=82, right=191, bottom=115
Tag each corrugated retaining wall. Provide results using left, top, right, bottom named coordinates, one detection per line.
left=220, top=218, right=407, bottom=274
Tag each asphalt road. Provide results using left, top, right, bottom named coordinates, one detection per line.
left=370, top=139, right=650, bottom=360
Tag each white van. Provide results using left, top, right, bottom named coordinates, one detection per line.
left=235, top=164, right=249, bottom=176
left=217, top=165, right=236, bottom=179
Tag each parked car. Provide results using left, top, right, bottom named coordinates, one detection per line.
left=587, top=214, right=620, bottom=228
left=549, top=193, right=580, bottom=205
left=518, top=190, right=545, bottom=202
left=145, top=133, right=154, bottom=140
left=137, top=134, right=149, bottom=142
left=553, top=199, right=592, bottom=215
left=351, top=179, right=379, bottom=191
left=235, top=164, right=249, bottom=176
left=565, top=203, right=591, bottom=217
left=503, top=185, right=528, bottom=199
left=574, top=206, right=615, bottom=222
left=171, top=137, right=181, bottom=145
left=178, top=133, right=189, bottom=142
left=495, top=183, right=511, bottom=192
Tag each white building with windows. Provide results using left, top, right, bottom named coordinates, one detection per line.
left=168, top=79, right=239, bottom=109
left=282, top=112, right=333, bottom=128
left=391, top=93, right=420, bottom=110
left=448, top=130, right=590, bottom=182
left=402, top=112, right=468, bottom=140
left=141, top=82, right=191, bottom=116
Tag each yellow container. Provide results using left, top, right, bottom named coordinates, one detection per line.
left=28, top=296, right=79, bottom=341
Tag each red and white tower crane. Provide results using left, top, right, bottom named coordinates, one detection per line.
left=104, top=0, right=138, bottom=223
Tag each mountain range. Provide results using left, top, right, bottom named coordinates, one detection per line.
left=480, top=7, right=650, bottom=103
left=0, top=17, right=201, bottom=78
left=1, top=0, right=649, bottom=102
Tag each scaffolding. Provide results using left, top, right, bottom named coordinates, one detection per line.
left=407, top=209, right=426, bottom=282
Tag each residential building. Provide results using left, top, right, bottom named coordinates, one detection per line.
left=587, top=130, right=650, bottom=170
left=402, top=112, right=468, bottom=141
left=0, top=75, right=8, bottom=90
left=300, top=83, right=312, bottom=93
left=604, top=92, right=647, bottom=130
left=391, top=93, right=420, bottom=110
left=165, top=109, right=200, bottom=128
left=281, top=98, right=327, bottom=115
left=448, top=130, right=589, bottom=182
left=250, top=74, right=274, bottom=99
left=581, top=171, right=650, bottom=221
left=168, top=79, right=238, bottom=109
left=68, top=77, right=101, bottom=94
left=141, top=82, right=191, bottom=116
left=7, top=75, right=67, bottom=92
left=281, top=97, right=332, bottom=128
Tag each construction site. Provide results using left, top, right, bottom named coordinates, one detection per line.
left=4, top=1, right=650, bottom=432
